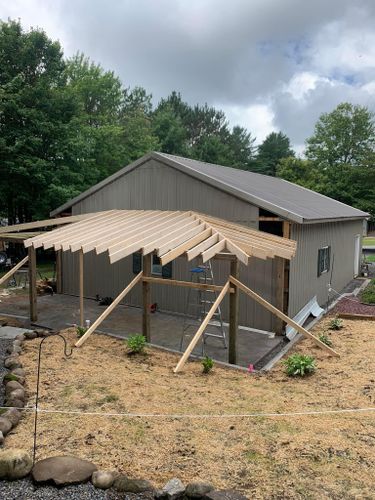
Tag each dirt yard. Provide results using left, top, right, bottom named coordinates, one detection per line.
left=6, top=317, right=375, bottom=499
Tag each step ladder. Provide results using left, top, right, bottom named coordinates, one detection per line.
left=180, top=261, right=227, bottom=354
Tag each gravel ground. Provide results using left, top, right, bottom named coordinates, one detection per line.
left=0, top=338, right=13, bottom=405
left=0, top=478, right=156, bottom=499
left=333, top=296, right=375, bottom=315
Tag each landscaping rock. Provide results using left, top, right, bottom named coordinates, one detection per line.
left=8, top=388, right=25, bottom=402
left=0, top=431, right=3, bottom=446
left=34, top=329, right=55, bottom=338
left=2, top=408, right=21, bottom=426
left=161, top=478, right=185, bottom=499
left=5, top=397, right=24, bottom=409
left=4, top=356, right=22, bottom=370
left=113, top=475, right=154, bottom=493
left=13, top=340, right=23, bottom=348
left=5, top=380, right=24, bottom=395
left=0, top=417, right=12, bottom=436
left=11, top=368, right=25, bottom=378
left=32, top=455, right=97, bottom=485
left=11, top=346, right=22, bottom=355
left=185, top=482, right=214, bottom=498
left=91, top=470, right=115, bottom=489
left=15, top=334, right=25, bottom=343
left=0, top=449, right=32, bottom=479
left=205, top=490, right=248, bottom=500
left=3, top=373, right=25, bottom=386
left=24, top=331, right=38, bottom=340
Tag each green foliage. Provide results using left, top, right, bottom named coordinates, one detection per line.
left=360, top=279, right=375, bottom=305
left=253, top=132, right=295, bottom=176
left=126, top=334, right=146, bottom=354
left=283, top=354, right=316, bottom=377
left=318, top=332, right=333, bottom=347
left=76, top=326, right=87, bottom=338
left=3, top=373, right=19, bottom=382
left=328, top=317, right=344, bottom=331
left=202, top=355, right=214, bottom=374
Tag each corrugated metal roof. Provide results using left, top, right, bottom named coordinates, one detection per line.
left=51, top=152, right=369, bottom=223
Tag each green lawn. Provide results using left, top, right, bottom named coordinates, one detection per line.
left=364, top=237, right=375, bottom=246
left=364, top=254, right=375, bottom=263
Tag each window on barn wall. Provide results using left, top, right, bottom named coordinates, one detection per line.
left=317, top=246, right=331, bottom=277
left=132, top=252, right=172, bottom=278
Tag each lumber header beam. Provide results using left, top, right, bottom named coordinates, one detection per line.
left=142, top=276, right=235, bottom=293
left=229, top=275, right=340, bottom=357
left=0, top=213, right=100, bottom=235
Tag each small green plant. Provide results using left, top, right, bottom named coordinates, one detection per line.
left=283, top=354, right=316, bottom=377
left=3, top=373, right=19, bottom=383
left=202, top=356, right=214, bottom=374
left=318, top=332, right=332, bottom=347
left=360, top=278, right=375, bottom=305
left=328, top=316, right=343, bottom=330
left=76, top=326, right=87, bottom=338
left=126, top=334, right=146, bottom=354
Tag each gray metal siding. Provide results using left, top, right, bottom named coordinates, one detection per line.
left=288, top=220, right=363, bottom=317
left=61, top=158, right=276, bottom=330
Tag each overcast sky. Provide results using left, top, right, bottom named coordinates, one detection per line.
left=1, top=0, right=375, bottom=151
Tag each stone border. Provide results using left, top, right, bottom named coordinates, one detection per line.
left=0, top=330, right=247, bottom=499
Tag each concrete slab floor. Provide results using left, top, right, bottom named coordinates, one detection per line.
left=0, top=293, right=283, bottom=368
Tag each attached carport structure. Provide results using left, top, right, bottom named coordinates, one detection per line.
left=0, top=209, right=338, bottom=371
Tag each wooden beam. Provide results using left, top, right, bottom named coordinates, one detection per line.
left=0, top=256, right=28, bottom=287
left=273, top=256, right=284, bottom=335
left=201, top=239, right=226, bottom=263
left=142, top=254, right=152, bottom=342
left=174, top=281, right=230, bottom=373
left=79, top=249, right=84, bottom=327
left=159, top=228, right=212, bottom=266
left=229, top=276, right=340, bottom=357
left=28, top=248, right=37, bottom=322
left=75, top=272, right=143, bottom=347
left=228, top=259, right=239, bottom=365
left=186, top=234, right=219, bottom=261
left=56, top=250, right=62, bottom=294
left=258, top=216, right=282, bottom=221
left=143, top=276, right=235, bottom=293
left=0, top=212, right=102, bottom=235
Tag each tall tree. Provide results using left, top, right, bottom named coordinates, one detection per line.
left=253, top=132, right=295, bottom=176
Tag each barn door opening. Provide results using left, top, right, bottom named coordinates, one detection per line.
left=354, top=234, right=361, bottom=276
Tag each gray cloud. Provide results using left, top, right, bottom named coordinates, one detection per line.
left=1, top=0, right=375, bottom=148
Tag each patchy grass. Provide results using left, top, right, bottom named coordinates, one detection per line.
left=8, top=318, right=375, bottom=498
left=363, top=237, right=375, bottom=246
left=363, top=254, right=375, bottom=263
left=360, top=279, right=375, bottom=305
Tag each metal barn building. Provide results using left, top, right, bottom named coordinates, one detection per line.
left=51, top=152, right=368, bottom=335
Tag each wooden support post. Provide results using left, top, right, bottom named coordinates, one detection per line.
left=142, top=253, right=152, bottom=342
left=76, top=272, right=143, bottom=347
left=174, top=281, right=230, bottom=373
left=56, top=250, right=62, bottom=294
left=274, top=221, right=291, bottom=335
left=228, top=258, right=239, bottom=365
left=229, top=276, right=340, bottom=357
left=28, top=248, right=37, bottom=323
left=79, top=249, right=84, bottom=327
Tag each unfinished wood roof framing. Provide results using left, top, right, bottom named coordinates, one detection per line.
left=1, top=209, right=339, bottom=372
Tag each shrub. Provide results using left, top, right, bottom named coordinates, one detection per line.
left=360, top=279, right=375, bottom=305
left=202, top=356, right=214, bottom=374
left=328, top=317, right=343, bottom=330
left=283, top=354, right=316, bottom=377
left=76, top=326, right=87, bottom=338
left=318, top=332, right=332, bottom=347
left=126, top=334, right=146, bottom=354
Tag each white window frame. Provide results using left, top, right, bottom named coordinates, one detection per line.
left=318, top=246, right=330, bottom=276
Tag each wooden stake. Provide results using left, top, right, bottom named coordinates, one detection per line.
left=142, top=254, right=152, bottom=342
left=229, top=276, right=340, bottom=357
left=28, top=248, right=37, bottom=322
left=75, top=272, right=143, bottom=347
left=79, top=249, right=84, bottom=327
left=228, top=259, right=239, bottom=365
left=0, top=256, right=28, bottom=287
left=174, top=281, right=230, bottom=373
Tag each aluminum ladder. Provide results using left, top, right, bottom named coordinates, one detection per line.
left=180, top=261, right=227, bottom=354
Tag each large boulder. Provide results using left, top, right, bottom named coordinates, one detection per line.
left=91, top=470, right=115, bottom=489
left=0, top=417, right=12, bottom=436
left=32, top=456, right=97, bottom=485
left=8, top=388, right=25, bottom=402
left=4, top=356, right=22, bottom=370
left=11, top=368, right=26, bottom=378
left=114, top=475, right=154, bottom=493
left=205, top=490, right=248, bottom=500
left=185, top=482, right=214, bottom=498
left=0, top=449, right=33, bottom=479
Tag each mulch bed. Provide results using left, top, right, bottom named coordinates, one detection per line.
left=332, top=296, right=375, bottom=316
